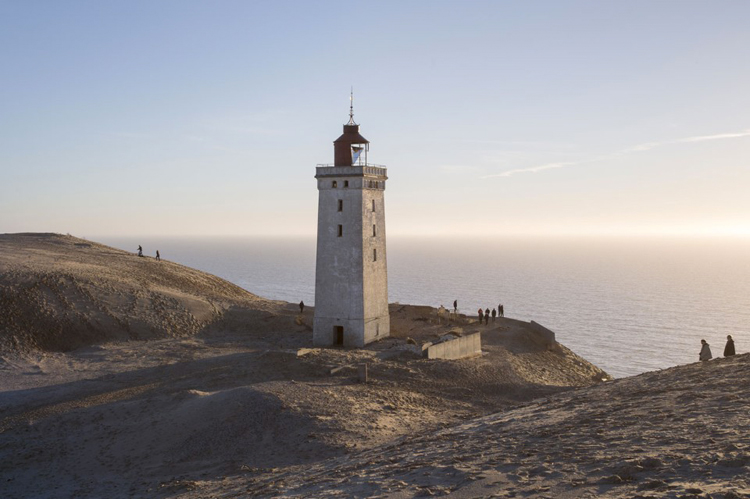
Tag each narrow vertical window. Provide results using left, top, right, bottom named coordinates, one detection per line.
left=372, top=199, right=376, bottom=212
left=372, top=224, right=376, bottom=237
left=332, top=181, right=337, bottom=188
left=337, top=199, right=343, bottom=212
left=344, top=180, right=349, bottom=187
left=373, top=248, right=377, bottom=261
left=338, top=225, right=343, bottom=237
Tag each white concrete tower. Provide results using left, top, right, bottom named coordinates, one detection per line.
left=313, top=97, right=390, bottom=347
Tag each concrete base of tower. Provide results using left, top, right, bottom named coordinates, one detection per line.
left=313, top=315, right=390, bottom=348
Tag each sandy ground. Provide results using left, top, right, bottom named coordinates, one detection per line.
left=4, top=233, right=739, bottom=498
left=237, top=353, right=750, bottom=499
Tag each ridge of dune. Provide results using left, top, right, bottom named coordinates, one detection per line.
left=0, top=232, right=267, bottom=352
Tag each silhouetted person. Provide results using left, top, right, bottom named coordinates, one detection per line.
left=137, top=245, right=143, bottom=257
left=724, top=335, right=736, bottom=357
left=453, top=300, right=457, bottom=313
left=485, top=308, right=490, bottom=325
left=155, top=250, right=160, bottom=261
left=491, top=308, right=497, bottom=322
left=477, top=308, right=483, bottom=324
left=699, top=339, right=712, bottom=362
left=299, top=301, right=305, bottom=313
left=499, top=304, right=504, bottom=317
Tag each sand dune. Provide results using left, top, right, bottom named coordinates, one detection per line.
left=0, top=233, right=268, bottom=352
left=9, top=233, right=736, bottom=498
left=240, top=353, right=750, bottom=498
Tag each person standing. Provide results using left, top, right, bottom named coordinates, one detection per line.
left=453, top=299, right=458, bottom=314
left=156, top=250, right=161, bottom=261
left=499, top=304, right=504, bottom=317
left=477, top=308, right=483, bottom=324
left=137, top=245, right=143, bottom=257
left=484, top=308, right=490, bottom=325
left=699, top=339, right=712, bottom=361
left=299, top=301, right=305, bottom=313
left=724, top=335, right=736, bottom=357
left=491, top=308, right=497, bottom=322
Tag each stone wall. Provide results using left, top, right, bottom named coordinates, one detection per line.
left=424, top=332, right=482, bottom=360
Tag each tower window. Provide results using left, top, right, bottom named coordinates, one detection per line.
left=372, top=200, right=375, bottom=212
left=337, top=199, right=343, bottom=212
left=338, top=225, right=343, bottom=237
left=372, top=224, right=376, bottom=237
left=373, top=248, right=377, bottom=261
left=332, top=181, right=337, bottom=188
left=344, top=180, right=349, bottom=187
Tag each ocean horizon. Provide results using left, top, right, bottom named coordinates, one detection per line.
left=97, top=235, right=750, bottom=379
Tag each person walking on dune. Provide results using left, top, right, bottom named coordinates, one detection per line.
left=477, top=308, right=483, bottom=324
left=498, top=304, right=504, bottom=317
left=491, top=308, right=497, bottom=322
left=699, top=339, right=712, bottom=362
left=484, top=308, right=490, bottom=325
left=724, top=335, right=736, bottom=357
left=299, top=301, right=305, bottom=313
left=156, top=250, right=160, bottom=261
left=453, top=299, right=458, bottom=314
left=137, top=245, right=143, bottom=257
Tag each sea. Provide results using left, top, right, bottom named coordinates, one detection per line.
left=99, top=236, right=750, bottom=379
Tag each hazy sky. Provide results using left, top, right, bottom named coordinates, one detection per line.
left=2, top=1, right=749, bottom=237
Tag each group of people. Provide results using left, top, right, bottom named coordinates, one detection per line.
left=699, top=335, right=736, bottom=361
left=476, top=304, right=504, bottom=325
left=137, top=245, right=160, bottom=261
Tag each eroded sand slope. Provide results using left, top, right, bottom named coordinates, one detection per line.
left=241, top=354, right=750, bottom=499
left=1, top=233, right=620, bottom=498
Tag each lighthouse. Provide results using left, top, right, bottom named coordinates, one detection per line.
left=313, top=97, right=390, bottom=347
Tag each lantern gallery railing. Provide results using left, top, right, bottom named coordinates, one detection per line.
left=315, top=165, right=388, bottom=178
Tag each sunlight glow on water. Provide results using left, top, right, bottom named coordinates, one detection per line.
left=99, top=236, right=750, bottom=379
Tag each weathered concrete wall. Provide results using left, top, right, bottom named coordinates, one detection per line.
left=313, top=165, right=390, bottom=347
left=425, top=332, right=482, bottom=360
left=529, top=321, right=556, bottom=348
left=494, top=317, right=560, bottom=351
left=361, top=186, right=389, bottom=345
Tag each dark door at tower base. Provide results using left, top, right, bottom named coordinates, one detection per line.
left=334, top=326, right=344, bottom=346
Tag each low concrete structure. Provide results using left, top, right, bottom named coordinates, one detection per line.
left=424, top=332, right=482, bottom=360
left=529, top=321, right=557, bottom=349
left=494, top=317, right=560, bottom=352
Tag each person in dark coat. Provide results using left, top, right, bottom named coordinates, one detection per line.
left=491, top=308, right=497, bottom=322
left=453, top=300, right=458, bottom=313
left=484, top=308, right=490, bottom=325
left=477, top=308, right=483, bottom=323
left=699, top=339, right=712, bottom=361
left=137, top=245, right=143, bottom=257
left=724, top=335, right=736, bottom=357
left=299, top=301, right=305, bottom=313
left=156, top=250, right=160, bottom=261
left=499, top=304, right=504, bottom=317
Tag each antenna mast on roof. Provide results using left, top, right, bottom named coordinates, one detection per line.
left=348, top=87, right=356, bottom=125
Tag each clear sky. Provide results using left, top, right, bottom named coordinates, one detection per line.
left=2, top=1, right=749, bottom=237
